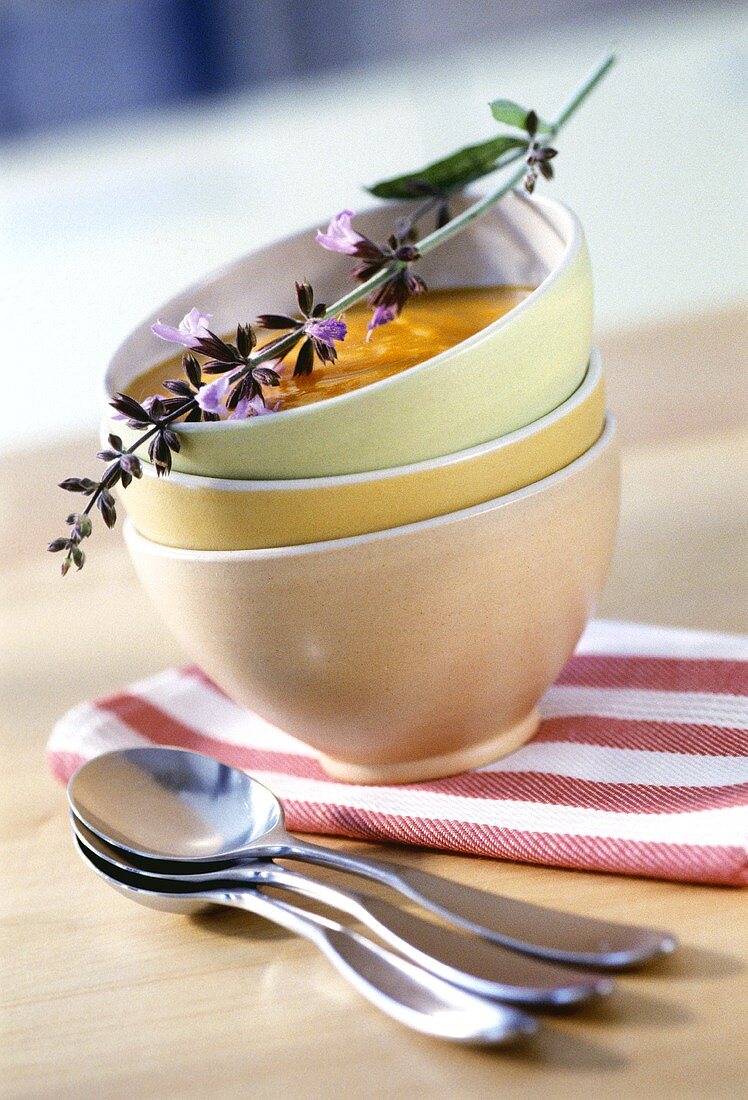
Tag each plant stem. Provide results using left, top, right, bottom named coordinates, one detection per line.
left=82, top=395, right=198, bottom=516
left=106, top=51, right=619, bottom=443
left=550, top=50, right=616, bottom=132
left=242, top=50, right=615, bottom=372
left=414, top=51, right=616, bottom=256
left=55, top=52, right=617, bottom=569
left=413, top=161, right=529, bottom=258
left=115, top=52, right=618, bottom=421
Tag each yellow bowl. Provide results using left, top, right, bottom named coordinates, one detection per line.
left=115, top=349, right=604, bottom=550
left=124, top=415, right=620, bottom=784
left=104, top=191, right=593, bottom=479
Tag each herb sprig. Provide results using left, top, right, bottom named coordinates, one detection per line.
left=50, top=52, right=615, bottom=574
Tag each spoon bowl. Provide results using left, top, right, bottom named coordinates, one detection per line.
left=69, top=746, right=284, bottom=862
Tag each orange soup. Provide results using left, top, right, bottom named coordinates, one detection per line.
left=129, top=285, right=533, bottom=412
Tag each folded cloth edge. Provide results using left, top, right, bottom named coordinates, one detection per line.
left=47, top=620, right=748, bottom=887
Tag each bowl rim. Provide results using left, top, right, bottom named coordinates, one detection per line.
left=124, top=413, right=616, bottom=562
left=105, top=191, right=584, bottom=434
left=126, top=346, right=602, bottom=492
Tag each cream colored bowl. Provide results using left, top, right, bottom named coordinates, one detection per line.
left=105, top=191, right=593, bottom=479
left=114, top=349, right=604, bottom=550
left=124, top=416, right=620, bottom=784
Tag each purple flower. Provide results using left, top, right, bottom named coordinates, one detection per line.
left=195, top=375, right=231, bottom=414
left=255, top=280, right=347, bottom=376
left=369, top=268, right=427, bottom=322
left=303, top=317, right=347, bottom=348
left=315, top=210, right=369, bottom=255
left=229, top=394, right=280, bottom=419
left=366, top=303, right=397, bottom=339
left=151, top=308, right=213, bottom=348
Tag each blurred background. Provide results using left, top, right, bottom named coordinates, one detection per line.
left=1, top=0, right=746, bottom=450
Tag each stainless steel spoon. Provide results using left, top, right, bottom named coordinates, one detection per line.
left=73, top=834, right=536, bottom=1046
left=73, top=814, right=612, bottom=1006
left=68, top=747, right=678, bottom=969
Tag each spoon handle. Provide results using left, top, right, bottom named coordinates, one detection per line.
left=281, top=840, right=677, bottom=969
left=71, top=815, right=607, bottom=1006
left=253, top=865, right=611, bottom=1006
left=215, top=888, right=536, bottom=1046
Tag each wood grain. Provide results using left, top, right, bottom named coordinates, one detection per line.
left=1, top=308, right=746, bottom=1098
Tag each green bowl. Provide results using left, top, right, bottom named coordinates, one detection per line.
left=104, top=191, right=593, bottom=479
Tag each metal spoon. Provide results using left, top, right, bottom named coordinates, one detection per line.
left=73, top=834, right=536, bottom=1046
left=68, top=747, right=678, bottom=969
left=72, top=814, right=612, bottom=1006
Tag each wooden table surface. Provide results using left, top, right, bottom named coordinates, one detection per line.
left=2, top=308, right=747, bottom=1099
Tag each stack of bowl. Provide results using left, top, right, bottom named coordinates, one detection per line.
left=104, top=192, right=620, bottom=783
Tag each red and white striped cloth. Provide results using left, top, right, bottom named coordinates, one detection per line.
left=48, top=620, right=748, bottom=887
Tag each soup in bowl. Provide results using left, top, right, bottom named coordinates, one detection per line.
left=105, top=191, right=593, bottom=479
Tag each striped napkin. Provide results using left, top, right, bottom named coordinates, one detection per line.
left=48, top=620, right=747, bottom=887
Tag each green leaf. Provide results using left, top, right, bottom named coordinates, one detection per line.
left=489, top=99, right=552, bottom=133
left=489, top=99, right=530, bottom=129
left=367, top=134, right=527, bottom=199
